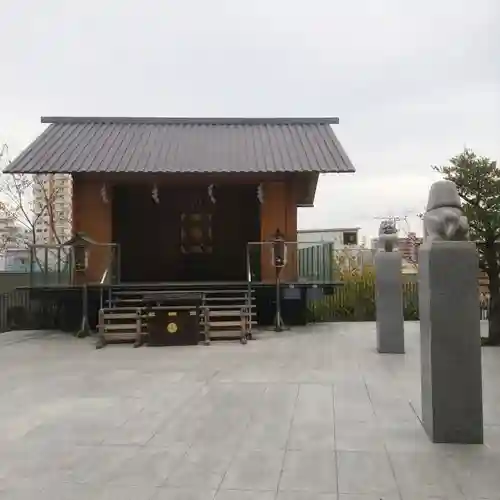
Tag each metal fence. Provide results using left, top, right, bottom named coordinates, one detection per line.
left=307, top=280, right=419, bottom=322
left=0, top=272, right=30, bottom=294
left=0, top=283, right=489, bottom=332
left=298, top=243, right=335, bottom=281
left=306, top=280, right=491, bottom=323
left=298, top=244, right=376, bottom=282
left=0, top=288, right=32, bottom=333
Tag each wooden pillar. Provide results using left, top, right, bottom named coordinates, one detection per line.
left=285, top=181, right=298, bottom=282
left=259, top=181, right=297, bottom=282
left=72, top=176, right=113, bottom=283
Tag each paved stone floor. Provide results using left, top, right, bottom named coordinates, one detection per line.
left=0, top=322, right=499, bottom=500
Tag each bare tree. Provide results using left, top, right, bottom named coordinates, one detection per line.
left=1, top=147, right=72, bottom=271
left=0, top=144, right=22, bottom=252
left=0, top=201, right=23, bottom=253
left=0, top=173, right=71, bottom=245
left=2, top=173, right=73, bottom=273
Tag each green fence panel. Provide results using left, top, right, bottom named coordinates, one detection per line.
left=298, top=242, right=334, bottom=282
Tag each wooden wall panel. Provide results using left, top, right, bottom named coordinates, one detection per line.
left=112, top=184, right=260, bottom=282
left=72, top=173, right=298, bottom=284
left=260, top=181, right=297, bottom=282
left=72, top=175, right=113, bottom=283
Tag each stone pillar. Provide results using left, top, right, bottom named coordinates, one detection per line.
left=375, top=251, right=405, bottom=353
left=375, top=237, right=405, bottom=354
left=419, top=180, right=483, bottom=444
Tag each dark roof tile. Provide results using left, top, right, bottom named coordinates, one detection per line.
left=4, top=117, right=355, bottom=175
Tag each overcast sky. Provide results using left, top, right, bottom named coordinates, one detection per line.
left=1, top=0, right=498, bottom=240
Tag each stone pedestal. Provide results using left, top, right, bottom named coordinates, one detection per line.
left=375, top=251, right=404, bottom=353
left=419, top=241, right=483, bottom=443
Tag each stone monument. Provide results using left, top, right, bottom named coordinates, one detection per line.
left=374, top=220, right=405, bottom=353
left=419, top=179, right=483, bottom=443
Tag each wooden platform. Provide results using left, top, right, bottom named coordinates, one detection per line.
left=21, top=280, right=343, bottom=293
left=19, top=280, right=344, bottom=333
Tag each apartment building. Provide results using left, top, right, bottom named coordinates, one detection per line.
left=0, top=215, right=29, bottom=270
left=33, top=174, right=72, bottom=244
left=297, top=227, right=361, bottom=249
left=0, top=215, right=24, bottom=246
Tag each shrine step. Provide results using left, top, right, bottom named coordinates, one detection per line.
left=97, top=308, right=142, bottom=347
left=98, top=285, right=255, bottom=347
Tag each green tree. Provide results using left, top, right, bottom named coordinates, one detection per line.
left=434, top=149, right=500, bottom=345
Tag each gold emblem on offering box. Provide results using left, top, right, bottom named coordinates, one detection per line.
left=167, top=322, right=178, bottom=333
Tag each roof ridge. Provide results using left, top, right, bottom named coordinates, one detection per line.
left=41, top=117, right=340, bottom=126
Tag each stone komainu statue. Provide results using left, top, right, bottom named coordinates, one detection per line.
left=378, top=220, right=398, bottom=252
left=423, top=180, right=469, bottom=242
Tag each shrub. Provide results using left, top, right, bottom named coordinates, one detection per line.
left=307, top=257, right=420, bottom=322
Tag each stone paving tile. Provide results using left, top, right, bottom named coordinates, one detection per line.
left=65, top=444, right=141, bottom=484
left=166, top=446, right=231, bottom=490
left=287, top=384, right=335, bottom=451
left=42, top=483, right=158, bottom=500
left=337, top=451, right=399, bottom=497
left=216, top=490, right=276, bottom=500
left=445, top=448, right=500, bottom=500
left=381, top=420, right=438, bottom=453
left=389, top=451, right=465, bottom=499
left=0, top=324, right=499, bottom=499
left=95, top=485, right=159, bottom=500
left=337, top=495, right=399, bottom=500
left=240, top=418, right=291, bottom=451
left=21, top=420, right=111, bottom=445
left=287, top=421, right=335, bottom=450
left=147, top=419, right=205, bottom=448
left=484, top=425, right=500, bottom=449
left=151, top=487, right=216, bottom=499
left=334, top=419, right=384, bottom=452
left=278, top=449, right=337, bottom=493
left=277, top=492, right=337, bottom=500
left=106, top=445, right=189, bottom=487
left=0, top=484, right=46, bottom=500
left=221, top=449, right=285, bottom=491
left=0, top=443, right=94, bottom=488
left=293, top=384, right=334, bottom=423
left=181, top=443, right=236, bottom=474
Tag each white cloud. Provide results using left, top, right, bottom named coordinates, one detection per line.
left=299, top=172, right=441, bottom=239
left=1, top=0, right=499, bottom=239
